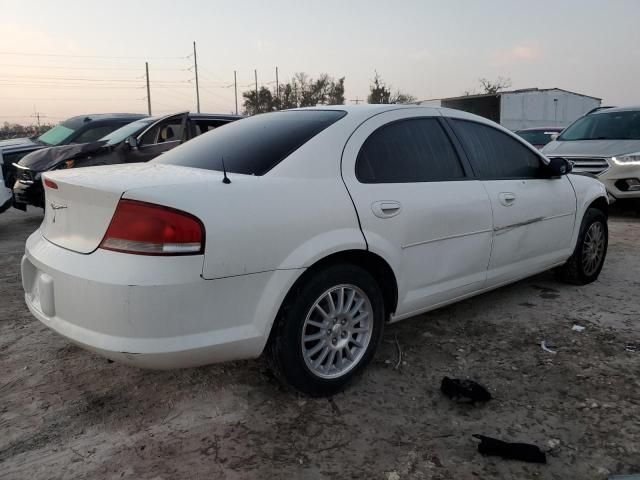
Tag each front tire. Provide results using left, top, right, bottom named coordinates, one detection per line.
left=266, top=264, right=385, bottom=397
left=556, top=208, right=608, bottom=285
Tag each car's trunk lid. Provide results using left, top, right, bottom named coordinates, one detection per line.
left=41, top=163, right=211, bottom=254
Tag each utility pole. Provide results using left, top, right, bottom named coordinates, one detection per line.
left=193, top=41, right=200, bottom=113
left=351, top=97, right=363, bottom=105
left=145, top=62, right=152, bottom=115
left=275, top=66, right=279, bottom=102
left=31, top=111, right=42, bottom=127
left=234, top=70, right=238, bottom=115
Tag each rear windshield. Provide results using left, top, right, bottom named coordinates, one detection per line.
left=559, top=110, right=640, bottom=141
left=154, top=110, right=347, bottom=175
left=516, top=130, right=559, bottom=146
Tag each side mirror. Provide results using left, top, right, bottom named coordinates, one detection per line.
left=549, top=133, right=560, bottom=142
left=126, top=136, right=138, bottom=149
left=543, top=157, right=573, bottom=178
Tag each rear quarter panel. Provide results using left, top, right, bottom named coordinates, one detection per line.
left=123, top=173, right=366, bottom=280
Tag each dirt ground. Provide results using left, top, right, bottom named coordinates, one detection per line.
left=1, top=206, right=639, bottom=480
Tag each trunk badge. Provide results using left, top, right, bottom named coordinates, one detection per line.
left=50, top=202, right=67, bottom=223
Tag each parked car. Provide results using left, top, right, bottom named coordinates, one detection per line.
left=22, top=105, right=608, bottom=396
left=13, top=112, right=242, bottom=210
left=515, top=127, right=564, bottom=149
left=0, top=166, right=11, bottom=213
left=1, top=113, right=145, bottom=209
left=542, top=106, right=640, bottom=206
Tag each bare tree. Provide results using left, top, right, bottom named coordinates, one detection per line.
left=462, top=77, right=512, bottom=96
left=478, top=77, right=512, bottom=94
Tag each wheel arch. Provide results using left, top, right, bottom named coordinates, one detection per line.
left=587, top=195, right=608, bottom=217
left=268, top=249, right=398, bottom=344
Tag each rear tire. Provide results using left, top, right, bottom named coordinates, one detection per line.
left=556, top=208, right=608, bottom=285
left=266, top=264, right=385, bottom=397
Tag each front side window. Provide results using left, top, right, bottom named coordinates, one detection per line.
left=356, top=118, right=465, bottom=183
left=140, top=118, right=185, bottom=146
left=451, top=119, right=542, bottom=179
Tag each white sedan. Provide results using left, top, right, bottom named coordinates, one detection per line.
left=22, top=105, right=609, bottom=396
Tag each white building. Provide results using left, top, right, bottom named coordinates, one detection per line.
left=417, top=88, right=601, bottom=130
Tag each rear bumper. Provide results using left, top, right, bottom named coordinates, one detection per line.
left=22, top=230, right=302, bottom=369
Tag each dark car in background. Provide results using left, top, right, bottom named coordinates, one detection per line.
left=13, top=112, right=242, bottom=209
left=515, top=127, right=564, bottom=149
left=1, top=113, right=145, bottom=206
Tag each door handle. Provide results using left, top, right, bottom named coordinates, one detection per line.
left=498, top=192, right=516, bottom=207
left=372, top=201, right=402, bottom=218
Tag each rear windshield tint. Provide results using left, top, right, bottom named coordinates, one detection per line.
left=154, top=110, right=347, bottom=175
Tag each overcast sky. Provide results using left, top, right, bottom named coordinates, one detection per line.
left=1, top=0, right=639, bottom=124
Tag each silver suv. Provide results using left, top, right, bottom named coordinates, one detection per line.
left=542, top=106, right=640, bottom=204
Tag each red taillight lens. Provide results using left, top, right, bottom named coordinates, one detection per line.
left=44, top=178, right=58, bottom=189
left=99, top=199, right=205, bottom=255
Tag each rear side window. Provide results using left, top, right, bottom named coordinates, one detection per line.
left=193, top=119, right=231, bottom=136
left=451, top=119, right=542, bottom=179
left=154, top=110, right=346, bottom=175
left=356, top=118, right=465, bottom=183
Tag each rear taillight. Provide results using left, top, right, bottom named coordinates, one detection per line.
left=44, top=178, right=58, bottom=189
left=99, top=199, right=205, bottom=255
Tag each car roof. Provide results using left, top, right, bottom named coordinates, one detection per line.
left=142, top=112, right=244, bottom=122
left=516, top=127, right=564, bottom=132
left=590, top=106, right=640, bottom=115
left=66, top=113, right=146, bottom=122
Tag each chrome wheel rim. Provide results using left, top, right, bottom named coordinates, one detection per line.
left=301, top=284, right=373, bottom=379
left=582, top=221, right=605, bottom=276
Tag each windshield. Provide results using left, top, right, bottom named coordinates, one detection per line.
left=100, top=118, right=154, bottom=146
left=516, top=130, right=559, bottom=146
left=154, top=110, right=347, bottom=175
left=37, top=124, right=76, bottom=146
left=559, top=110, right=640, bottom=141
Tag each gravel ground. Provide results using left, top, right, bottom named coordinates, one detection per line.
left=1, top=206, right=639, bottom=480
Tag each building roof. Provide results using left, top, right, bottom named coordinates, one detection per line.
left=419, top=87, right=602, bottom=103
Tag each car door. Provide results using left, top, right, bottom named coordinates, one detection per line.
left=447, top=115, right=576, bottom=286
left=342, top=109, right=494, bottom=319
left=128, top=113, right=189, bottom=163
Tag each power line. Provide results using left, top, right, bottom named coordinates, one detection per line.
left=0, top=63, right=187, bottom=71
left=0, top=51, right=190, bottom=60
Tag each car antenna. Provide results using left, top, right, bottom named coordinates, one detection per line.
left=221, top=156, right=231, bottom=184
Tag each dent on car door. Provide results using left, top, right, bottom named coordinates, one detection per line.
left=447, top=118, right=576, bottom=285
left=341, top=110, right=494, bottom=319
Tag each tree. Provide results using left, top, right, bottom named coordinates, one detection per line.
left=479, top=77, right=512, bottom=94
left=367, top=72, right=415, bottom=104
left=242, top=86, right=276, bottom=116
left=368, top=72, right=391, bottom=104
left=241, top=72, right=345, bottom=115
left=463, top=77, right=512, bottom=96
